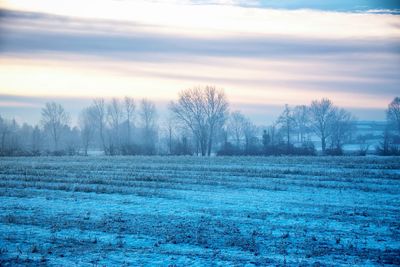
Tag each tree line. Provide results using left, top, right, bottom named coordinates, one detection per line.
left=0, top=86, right=399, bottom=156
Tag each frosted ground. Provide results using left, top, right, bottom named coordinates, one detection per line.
left=0, top=156, right=399, bottom=266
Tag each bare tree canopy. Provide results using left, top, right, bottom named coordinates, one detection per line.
left=170, top=86, right=228, bottom=156
left=293, top=105, right=310, bottom=143
left=228, top=111, right=247, bottom=149
left=124, top=96, right=136, bottom=144
left=139, top=99, right=158, bottom=154
left=329, top=108, right=355, bottom=151
left=308, top=98, right=337, bottom=154
left=0, top=115, right=11, bottom=153
left=277, top=104, right=295, bottom=147
left=170, top=87, right=207, bottom=155
left=204, top=86, right=229, bottom=155
left=108, top=98, right=124, bottom=131
left=41, top=102, right=70, bottom=151
left=92, top=98, right=107, bottom=153
left=79, top=107, right=96, bottom=156
left=387, top=97, right=400, bottom=135
left=140, top=99, right=157, bottom=131
left=107, top=98, right=124, bottom=153
left=242, top=117, right=258, bottom=153
left=309, top=98, right=355, bottom=154
left=0, top=92, right=389, bottom=157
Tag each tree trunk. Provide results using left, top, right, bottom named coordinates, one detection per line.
left=127, top=117, right=131, bottom=145
left=168, top=127, right=172, bottom=155
left=207, top=129, right=213, bottom=156
left=1, top=132, right=6, bottom=151
left=321, top=136, right=326, bottom=154
left=100, top=124, right=106, bottom=155
left=84, top=143, right=88, bottom=156
left=53, top=125, right=58, bottom=151
left=201, top=138, right=206, bottom=156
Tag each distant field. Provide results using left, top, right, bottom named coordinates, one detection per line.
left=0, top=156, right=399, bottom=266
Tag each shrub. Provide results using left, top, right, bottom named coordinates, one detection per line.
left=325, top=147, right=343, bottom=156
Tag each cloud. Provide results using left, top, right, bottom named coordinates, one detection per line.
left=2, top=1, right=400, bottom=39
left=2, top=26, right=399, bottom=58
left=190, top=0, right=260, bottom=6
left=3, top=0, right=400, bottom=13
left=1, top=9, right=399, bottom=58
left=253, top=0, right=400, bottom=12
left=0, top=5, right=399, bottom=123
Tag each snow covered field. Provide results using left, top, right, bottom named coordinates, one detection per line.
left=0, top=156, right=399, bottom=266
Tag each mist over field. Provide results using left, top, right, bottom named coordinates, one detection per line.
left=0, top=0, right=400, bottom=266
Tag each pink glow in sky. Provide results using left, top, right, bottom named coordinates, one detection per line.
left=0, top=0, right=399, bottom=124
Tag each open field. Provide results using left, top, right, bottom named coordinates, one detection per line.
left=0, top=156, right=400, bottom=266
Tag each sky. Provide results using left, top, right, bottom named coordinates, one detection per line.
left=0, top=0, right=399, bottom=125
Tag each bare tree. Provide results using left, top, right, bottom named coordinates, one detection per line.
left=329, top=108, right=355, bottom=151
left=79, top=107, right=96, bottom=156
left=64, top=126, right=80, bottom=155
left=139, top=99, right=158, bottom=154
left=0, top=115, right=10, bottom=153
left=8, top=119, right=21, bottom=153
left=204, top=86, right=229, bottom=155
left=92, top=98, right=107, bottom=153
left=31, top=125, right=42, bottom=154
left=140, top=99, right=157, bottom=132
left=41, top=102, right=70, bottom=151
left=124, top=96, right=135, bottom=144
left=308, top=98, right=337, bottom=154
left=268, top=123, right=278, bottom=145
left=277, top=104, right=295, bottom=148
left=293, top=105, right=310, bottom=143
left=165, top=117, right=175, bottom=155
left=170, top=87, right=207, bottom=156
left=309, top=98, right=355, bottom=154
left=387, top=97, right=400, bottom=135
left=170, top=86, right=228, bottom=156
left=108, top=98, right=124, bottom=130
left=228, top=111, right=246, bottom=149
left=243, top=118, right=258, bottom=154
left=108, top=98, right=124, bottom=153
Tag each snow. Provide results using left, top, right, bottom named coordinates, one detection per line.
left=0, top=156, right=399, bottom=266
